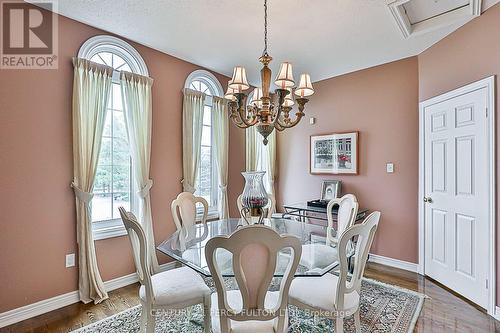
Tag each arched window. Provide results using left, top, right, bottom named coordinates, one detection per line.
left=78, top=35, right=148, bottom=239
left=185, top=70, right=223, bottom=215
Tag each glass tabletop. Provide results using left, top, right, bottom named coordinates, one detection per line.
left=157, top=218, right=350, bottom=277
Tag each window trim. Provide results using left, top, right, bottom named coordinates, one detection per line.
left=184, top=70, right=223, bottom=106
left=78, top=35, right=147, bottom=240
left=78, top=35, right=149, bottom=79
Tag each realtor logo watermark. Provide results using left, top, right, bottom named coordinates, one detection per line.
left=1, top=0, right=58, bottom=69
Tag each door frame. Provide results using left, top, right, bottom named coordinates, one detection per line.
left=418, top=76, right=496, bottom=315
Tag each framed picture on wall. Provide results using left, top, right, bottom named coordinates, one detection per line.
left=310, top=131, right=359, bottom=174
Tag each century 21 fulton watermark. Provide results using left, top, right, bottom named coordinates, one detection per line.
left=1, top=1, right=58, bottom=69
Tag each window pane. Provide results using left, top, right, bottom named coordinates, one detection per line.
left=112, top=111, right=127, bottom=140
left=203, top=106, right=211, bottom=126
left=98, top=138, right=112, bottom=166
left=90, top=54, right=105, bottom=65
left=103, top=111, right=112, bottom=137
left=113, top=137, right=130, bottom=165
left=198, top=146, right=211, bottom=203
left=113, top=193, right=130, bottom=219
left=120, top=64, right=131, bottom=72
left=112, top=83, right=123, bottom=110
left=94, top=165, right=111, bottom=194
left=97, top=52, right=112, bottom=67
left=112, top=54, right=125, bottom=70
left=113, top=165, right=131, bottom=193
left=201, top=125, right=211, bottom=146
left=92, top=193, right=112, bottom=222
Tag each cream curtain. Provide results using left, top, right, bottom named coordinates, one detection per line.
left=245, top=126, right=258, bottom=172
left=120, top=71, right=159, bottom=274
left=266, top=130, right=277, bottom=214
left=71, top=58, right=112, bottom=304
left=246, top=127, right=277, bottom=213
left=182, top=89, right=206, bottom=193
left=212, top=96, right=229, bottom=219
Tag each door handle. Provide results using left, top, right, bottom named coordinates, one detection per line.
left=423, top=197, right=433, bottom=203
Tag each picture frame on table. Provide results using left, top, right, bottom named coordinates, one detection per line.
left=310, top=131, right=359, bottom=175
left=320, top=180, right=341, bottom=201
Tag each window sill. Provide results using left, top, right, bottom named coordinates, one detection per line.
left=196, top=208, right=219, bottom=222
left=92, top=219, right=128, bottom=241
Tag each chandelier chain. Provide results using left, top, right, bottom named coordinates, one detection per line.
left=263, top=0, right=268, bottom=56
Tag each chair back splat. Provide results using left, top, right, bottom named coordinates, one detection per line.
left=206, top=225, right=301, bottom=333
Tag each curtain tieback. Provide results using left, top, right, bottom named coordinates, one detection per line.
left=138, top=179, right=153, bottom=198
left=181, top=179, right=196, bottom=193
left=219, top=184, right=228, bottom=193
left=71, top=182, right=93, bottom=204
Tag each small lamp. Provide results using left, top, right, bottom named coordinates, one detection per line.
left=229, top=66, right=250, bottom=91
left=294, top=74, right=314, bottom=97
left=274, top=62, right=295, bottom=89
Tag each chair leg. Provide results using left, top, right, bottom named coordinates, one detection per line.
left=335, top=316, right=344, bottom=333
left=354, top=309, right=361, bottom=333
left=139, top=304, right=147, bottom=333
left=146, top=308, right=156, bottom=333
left=203, top=295, right=212, bottom=333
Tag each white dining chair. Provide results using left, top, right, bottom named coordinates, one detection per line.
left=205, top=224, right=302, bottom=333
left=300, top=194, right=359, bottom=269
left=119, top=207, right=211, bottom=333
left=289, top=211, right=381, bottom=333
left=327, top=194, right=359, bottom=245
left=237, top=193, right=276, bottom=219
left=171, top=192, right=209, bottom=230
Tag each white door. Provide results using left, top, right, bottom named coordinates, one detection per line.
left=423, top=86, right=490, bottom=309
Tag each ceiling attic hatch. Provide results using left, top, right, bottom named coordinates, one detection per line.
left=387, top=0, right=482, bottom=38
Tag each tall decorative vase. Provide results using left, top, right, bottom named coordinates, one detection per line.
left=241, top=171, right=269, bottom=224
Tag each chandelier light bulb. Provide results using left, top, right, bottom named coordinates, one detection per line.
left=282, top=87, right=295, bottom=107
left=251, top=88, right=264, bottom=108
left=224, top=81, right=238, bottom=101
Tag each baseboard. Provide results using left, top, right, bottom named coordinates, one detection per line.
left=0, top=290, right=80, bottom=328
left=0, top=261, right=177, bottom=328
left=493, top=306, right=500, bottom=321
left=368, top=253, right=419, bottom=273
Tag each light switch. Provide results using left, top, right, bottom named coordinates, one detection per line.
left=386, top=163, right=394, bottom=173
left=309, top=117, right=316, bottom=125
left=66, top=253, right=76, bottom=268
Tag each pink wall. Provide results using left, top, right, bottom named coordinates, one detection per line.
left=0, top=6, right=245, bottom=312
left=418, top=3, right=500, bottom=304
left=277, top=57, right=420, bottom=263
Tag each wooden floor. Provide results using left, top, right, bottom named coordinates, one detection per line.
left=2, top=262, right=500, bottom=332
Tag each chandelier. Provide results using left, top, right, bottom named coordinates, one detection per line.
left=224, top=0, right=315, bottom=145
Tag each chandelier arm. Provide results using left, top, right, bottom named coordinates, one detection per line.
left=237, top=106, right=258, bottom=127
left=280, top=112, right=304, bottom=129
left=280, top=98, right=309, bottom=128
left=233, top=93, right=258, bottom=127
left=274, top=119, right=286, bottom=132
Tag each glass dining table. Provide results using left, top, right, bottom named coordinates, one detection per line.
left=157, top=218, right=350, bottom=277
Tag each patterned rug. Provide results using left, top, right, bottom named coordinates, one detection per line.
left=72, top=277, right=425, bottom=333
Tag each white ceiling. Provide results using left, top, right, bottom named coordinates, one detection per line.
left=41, top=0, right=499, bottom=84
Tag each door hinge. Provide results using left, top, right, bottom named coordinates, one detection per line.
left=486, top=108, right=488, bottom=118
left=486, top=279, right=489, bottom=289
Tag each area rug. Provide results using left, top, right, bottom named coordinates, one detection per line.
left=72, top=277, right=425, bottom=333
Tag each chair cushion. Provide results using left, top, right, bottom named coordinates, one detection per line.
left=300, top=243, right=339, bottom=269
left=289, top=273, right=360, bottom=313
left=139, top=266, right=210, bottom=306
left=210, top=290, right=287, bottom=333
